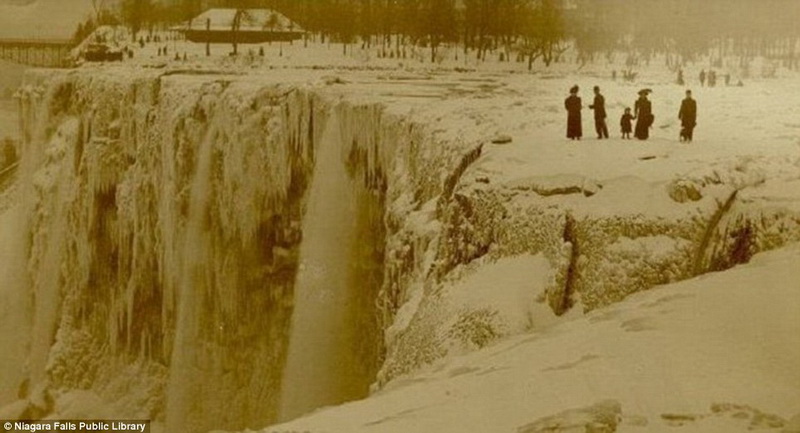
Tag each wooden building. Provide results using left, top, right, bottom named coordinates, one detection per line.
left=179, top=9, right=305, bottom=44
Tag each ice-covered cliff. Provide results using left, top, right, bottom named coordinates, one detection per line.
left=2, top=66, right=485, bottom=432
left=2, top=66, right=800, bottom=433
left=5, top=68, right=393, bottom=432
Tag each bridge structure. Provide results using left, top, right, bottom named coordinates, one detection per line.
left=0, top=38, right=75, bottom=67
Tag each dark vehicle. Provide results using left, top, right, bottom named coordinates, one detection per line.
left=83, top=44, right=123, bottom=62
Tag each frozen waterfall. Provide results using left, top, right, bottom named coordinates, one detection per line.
left=7, top=68, right=796, bottom=433
left=165, top=126, right=216, bottom=433
left=278, top=110, right=375, bottom=422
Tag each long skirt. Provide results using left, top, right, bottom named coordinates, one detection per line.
left=567, top=114, right=582, bottom=139
left=634, top=115, right=650, bottom=139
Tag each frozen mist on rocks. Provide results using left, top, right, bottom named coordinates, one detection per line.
left=0, top=50, right=799, bottom=433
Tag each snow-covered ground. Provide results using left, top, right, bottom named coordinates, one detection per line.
left=1, top=37, right=799, bottom=433
left=259, top=245, right=800, bottom=433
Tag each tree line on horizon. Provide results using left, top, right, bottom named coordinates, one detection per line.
left=79, top=0, right=800, bottom=70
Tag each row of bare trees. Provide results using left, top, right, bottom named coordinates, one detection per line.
left=223, top=0, right=569, bottom=66
left=84, top=0, right=800, bottom=69
left=570, top=0, right=800, bottom=69
left=81, top=0, right=566, bottom=67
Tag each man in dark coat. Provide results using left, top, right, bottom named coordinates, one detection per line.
left=634, top=89, right=653, bottom=140
left=565, top=85, right=582, bottom=140
left=678, top=90, right=697, bottom=142
left=589, top=85, right=609, bottom=139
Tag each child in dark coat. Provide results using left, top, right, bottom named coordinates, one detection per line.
left=620, top=107, right=634, bottom=139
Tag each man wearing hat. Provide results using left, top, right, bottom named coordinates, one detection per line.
left=565, top=85, right=582, bottom=140
left=678, top=90, right=697, bottom=142
left=589, top=85, right=609, bottom=139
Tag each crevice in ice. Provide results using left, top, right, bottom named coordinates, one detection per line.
left=436, top=191, right=495, bottom=279
left=0, top=161, right=19, bottom=193
left=708, top=216, right=755, bottom=271
left=693, top=189, right=739, bottom=275
left=440, top=143, right=483, bottom=204
left=433, top=144, right=496, bottom=279
left=556, top=213, right=580, bottom=316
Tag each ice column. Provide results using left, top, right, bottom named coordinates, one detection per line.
left=278, top=110, right=366, bottom=422
left=165, top=126, right=216, bottom=433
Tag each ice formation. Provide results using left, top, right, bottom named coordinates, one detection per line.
left=1, top=66, right=799, bottom=433
left=278, top=109, right=383, bottom=422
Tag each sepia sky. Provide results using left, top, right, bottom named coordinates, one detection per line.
left=0, top=0, right=92, bottom=40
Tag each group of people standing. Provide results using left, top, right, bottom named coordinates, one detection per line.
left=699, top=69, right=729, bottom=87
left=678, top=69, right=737, bottom=87
left=564, top=85, right=697, bottom=142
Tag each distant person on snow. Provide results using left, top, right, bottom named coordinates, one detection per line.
left=620, top=107, right=634, bottom=139
left=678, top=90, right=697, bottom=142
left=565, top=85, right=583, bottom=140
left=699, top=69, right=706, bottom=87
left=589, top=86, right=609, bottom=139
left=634, top=89, right=653, bottom=140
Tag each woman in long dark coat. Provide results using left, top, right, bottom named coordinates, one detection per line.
left=634, top=90, right=653, bottom=140
left=678, top=89, right=697, bottom=142
left=564, top=85, right=582, bottom=140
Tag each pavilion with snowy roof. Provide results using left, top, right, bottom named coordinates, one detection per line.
left=178, top=8, right=305, bottom=44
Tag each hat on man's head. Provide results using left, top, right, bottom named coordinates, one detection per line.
left=570, top=85, right=579, bottom=94
left=638, top=88, right=652, bottom=96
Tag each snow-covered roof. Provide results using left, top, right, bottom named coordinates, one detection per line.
left=184, top=8, right=304, bottom=33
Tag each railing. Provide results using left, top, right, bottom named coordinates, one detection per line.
left=0, top=38, right=74, bottom=47
left=0, top=38, right=75, bottom=67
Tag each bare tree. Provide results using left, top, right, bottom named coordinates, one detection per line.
left=122, top=0, right=153, bottom=41
left=90, top=0, right=106, bottom=23
left=422, top=0, right=456, bottom=63
left=231, top=9, right=245, bottom=55
left=519, top=0, right=566, bottom=69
